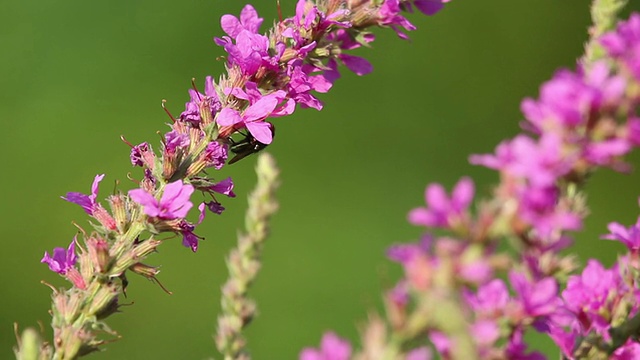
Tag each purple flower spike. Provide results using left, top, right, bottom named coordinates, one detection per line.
left=41, top=238, right=77, bottom=275
left=62, top=174, right=105, bottom=215
left=299, top=332, right=351, bottom=360
left=408, top=177, right=474, bottom=229
left=129, top=180, right=194, bottom=220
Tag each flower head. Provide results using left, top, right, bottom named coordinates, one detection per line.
left=129, top=180, right=194, bottom=220
left=377, top=0, right=417, bottom=39
left=180, top=76, right=221, bottom=125
left=217, top=91, right=287, bottom=144
left=602, top=211, right=640, bottom=254
left=509, top=271, right=561, bottom=328
left=164, top=130, right=190, bottom=153
left=41, top=239, right=77, bottom=275
left=130, top=142, right=154, bottom=168
left=202, top=141, right=228, bottom=170
left=562, top=260, right=626, bottom=328
left=408, top=177, right=474, bottom=229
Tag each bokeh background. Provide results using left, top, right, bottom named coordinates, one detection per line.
left=3, top=1, right=640, bottom=359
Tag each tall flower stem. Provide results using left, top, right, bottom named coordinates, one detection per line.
left=215, top=153, right=280, bottom=360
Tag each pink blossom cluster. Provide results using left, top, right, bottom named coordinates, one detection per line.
left=44, top=0, right=452, bottom=267
left=302, top=12, right=640, bottom=360
left=39, top=0, right=452, bottom=356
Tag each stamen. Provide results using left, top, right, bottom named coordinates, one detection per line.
left=120, top=135, right=134, bottom=148
left=161, top=100, right=177, bottom=123
left=191, top=78, right=202, bottom=101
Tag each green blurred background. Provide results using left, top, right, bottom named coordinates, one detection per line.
left=3, top=1, right=640, bottom=359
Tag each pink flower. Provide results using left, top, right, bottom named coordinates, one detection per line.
left=299, top=332, right=351, bottom=360
left=129, top=180, right=194, bottom=220
left=41, top=238, right=77, bottom=275
left=180, top=76, right=221, bottom=125
left=216, top=92, right=287, bottom=144
left=602, top=217, right=640, bottom=254
left=378, top=0, right=417, bottom=39
left=408, top=177, right=474, bottom=229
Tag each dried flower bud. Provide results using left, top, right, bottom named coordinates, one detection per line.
left=128, top=262, right=160, bottom=279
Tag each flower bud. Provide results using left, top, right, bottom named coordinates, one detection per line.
left=108, top=194, right=128, bottom=233
left=87, top=283, right=119, bottom=317
left=92, top=205, right=117, bottom=232
left=87, top=237, right=111, bottom=274
left=65, top=268, right=87, bottom=290
left=50, top=290, right=86, bottom=329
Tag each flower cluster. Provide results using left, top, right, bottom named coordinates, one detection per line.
left=35, top=0, right=453, bottom=358
left=303, top=10, right=640, bottom=360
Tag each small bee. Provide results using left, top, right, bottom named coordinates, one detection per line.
left=227, top=123, right=275, bottom=164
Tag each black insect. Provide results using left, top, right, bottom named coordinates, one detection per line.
left=227, top=123, right=275, bottom=164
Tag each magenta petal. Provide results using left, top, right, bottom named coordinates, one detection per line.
left=452, top=177, right=474, bottom=210
left=182, top=231, right=199, bottom=252
left=90, top=174, right=105, bottom=203
left=161, top=181, right=194, bottom=219
left=339, top=54, right=373, bottom=76
left=217, top=107, right=243, bottom=126
left=63, top=192, right=92, bottom=214
left=414, top=0, right=444, bottom=15
left=604, top=222, right=628, bottom=240
left=204, top=76, right=218, bottom=98
left=128, top=188, right=160, bottom=217
left=299, top=349, right=322, bottom=360
left=244, top=95, right=279, bottom=121
left=240, top=4, right=263, bottom=33
left=197, top=202, right=206, bottom=224
left=221, top=15, right=242, bottom=38
left=408, top=207, right=437, bottom=226
left=41, top=238, right=77, bottom=275
left=425, top=184, right=448, bottom=211
left=211, top=177, right=236, bottom=197
left=246, top=121, right=273, bottom=144
left=309, top=74, right=334, bottom=93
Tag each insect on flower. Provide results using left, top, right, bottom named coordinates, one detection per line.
left=227, top=122, right=275, bottom=164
